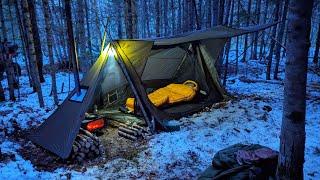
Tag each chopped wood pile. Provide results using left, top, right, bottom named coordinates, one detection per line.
left=118, top=124, right=149, bottom=141
left=70, top=128, right=105, bottom=162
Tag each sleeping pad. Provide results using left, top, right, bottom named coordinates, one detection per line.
left=126, top=80, right=198, bottom=112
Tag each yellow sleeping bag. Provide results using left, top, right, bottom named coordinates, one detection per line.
left=126, top=80, right=198, bottom=112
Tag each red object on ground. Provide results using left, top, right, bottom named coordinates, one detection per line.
left=86, top=118, right=105, bottom=132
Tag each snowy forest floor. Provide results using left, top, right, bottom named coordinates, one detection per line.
left=0, top=60, right=319, bottom=179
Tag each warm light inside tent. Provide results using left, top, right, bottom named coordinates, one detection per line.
left=108, top=46, right=117, bottom=57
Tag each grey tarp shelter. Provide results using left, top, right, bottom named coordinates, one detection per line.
left=29, top=23, right=276, bottom=158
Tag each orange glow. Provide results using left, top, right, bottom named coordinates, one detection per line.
left=86, top=118, right=105, bottom=132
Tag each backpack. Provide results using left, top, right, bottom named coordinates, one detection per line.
left=198, top=144, right=278, bottom=180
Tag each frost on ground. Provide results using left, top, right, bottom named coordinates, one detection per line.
left=0, top=60, right=319, bottom=179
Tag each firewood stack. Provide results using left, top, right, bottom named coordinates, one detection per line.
left=70, top=128, right=105, bottom=162
left=118, top=123, right=150, bottom=141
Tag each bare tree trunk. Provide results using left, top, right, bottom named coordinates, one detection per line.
left=192, top=0, right=200, bottom=30
left=145, top=0, right=151, bottom=37
left=84, top=0, right=92, bottom=56
left=42, top=0, right=59, bottom=106
left=0, top=0, right=16, bottom=101
left=182, top=0, right=188, bottom=32
left=250, top=0, right=261, bottom=60
left=266, top=1, right=280, bottom=80
left=92, top=0, right=102, bottom=42
left=177, top=0, right=182, bottom=33
left=313, top=22, right=320, bottom=66
left=14, top=0, right=32, bottom=86
left=22, top=0, right=45, bottom=107
left=155, top=0, right=160, bottom=37
left=273, top=0, right=289, bottom=80
left=241, top=0, right=252, bottom=62
left=8, top=3, right=17, bottom=42
left=223, top=0, right=234, bottom=86
left=223, top=0, right=231, bottom=25
left=198, top=0, right=202, bottom=28
left=51, top=0, right=67, bottom=62
left=217, top=0, right=225, bottom=25
left=76, top=0, right=86, bottom=65
left=27, top=0, right=45, bottom=83
left=124, top=0, right=137, bottom=39
left=206, top=0, right=212, bottom=28
left=116, top=2, right=123, bottom=39
left=131, top=0, right=137, bottom=38
left=212, top=0, right=219, bottom=26
left=276, top=0, right=314, bottom=179
left=235, top=0, right=240, bottom=75
left=163, top=0, right=168, bottom=36
left=216, top=0, right=226, bottom=76
left=0, top=0, right=5, bottom=41
left=187, top=0, right=194, bottom=31
left=259, top=0, right=269, bottom=59
left=0, top=80, right=4, bottom=101
left=65, top=0, right=80, bottom=94
left=170, top=0, right=175, bottom=35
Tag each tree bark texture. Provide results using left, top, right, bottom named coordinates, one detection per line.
left=241, top=0, right=252, bottom=62
left=273, top=0, right=289, bottom=80
left=313, top=22, right=320, bottom=65
left=27, top=0, right=45, bottom=83
left=65, top=0, right=81, bottom=93
left=276, top=0, right=314, bottom=179
left=22, top=0, right=45, bottom=107
left=1, top=0, right=16, bottom=101
left=124, top=0, right=137, bottom=39
left=266, top=1, right=280, bottom=80
left=42, top=0, right=59, bottom=105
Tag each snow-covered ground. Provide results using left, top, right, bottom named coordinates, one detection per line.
left=0, top=60, right=319, bottom=179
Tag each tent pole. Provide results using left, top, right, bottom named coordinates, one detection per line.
left=100, top=31, right=106, bottom=55
left=100, top=17, right=110, bottom=55
left=112, top=43, right=155, bottom=132
left=74, top=42, right=81, bottom=95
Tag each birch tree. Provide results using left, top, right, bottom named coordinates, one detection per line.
left=276, top=0, right=314, bottom=178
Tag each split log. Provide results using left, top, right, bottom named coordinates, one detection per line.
left=69, top=129, right=105, bottom=163
left=132, top=124, right=148, bottom=133
left=118, top=131, right=138, bottom=141
left=118, top=126, right=138, bottom=136
left=80, top=128, right=99, bottom=141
